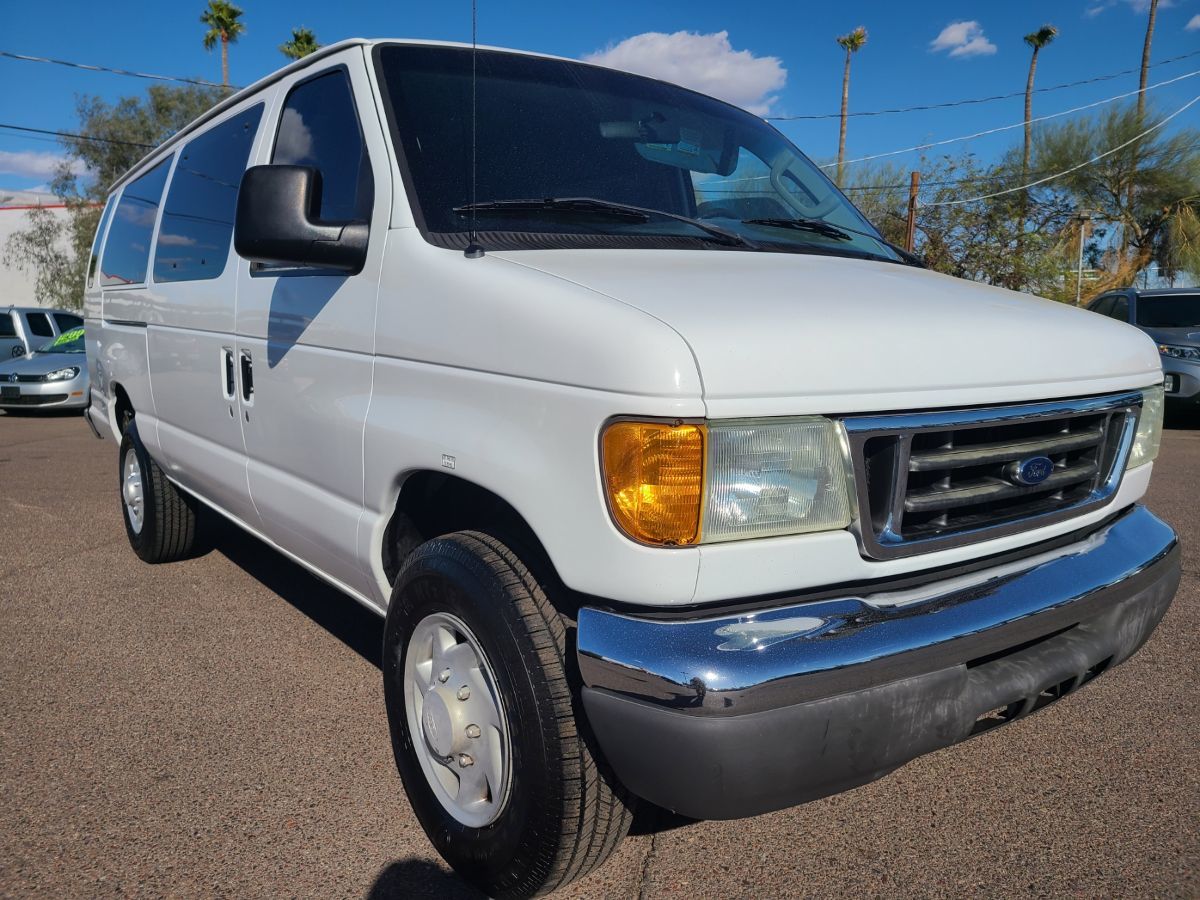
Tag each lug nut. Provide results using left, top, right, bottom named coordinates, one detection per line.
left=457, top=685, right=471, bottom=701
left=458, top=753, right=474, bottom=768
left=438, top=669, right=451, bottom=684
left=465, top=724, right=481, bottom=739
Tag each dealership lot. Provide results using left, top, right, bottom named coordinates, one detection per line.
left=1, top=411, right=1196, bottom=899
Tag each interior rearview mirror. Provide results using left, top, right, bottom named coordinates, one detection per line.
left=234, top=165, right=368, bottom=274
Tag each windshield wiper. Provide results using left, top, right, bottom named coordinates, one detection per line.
left=455, top=197, right=755, bottom=248
left=742, top=217, right=925, bottom=267
left=741, top=217, right=853, bottom=241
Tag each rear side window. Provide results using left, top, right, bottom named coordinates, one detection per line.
left=87, top=195, right=116, bottom=288
left=272, top=69, right=373, bottom=221
left=1109, top=297, right=1130, bottom=323
left=101, top=157, right=172, bottom=286
left=26, top=312, right=53, bottom=337
left=0, top=313, right=16, bottom=338
left=1089, top=296, right=1114, bottom=317
left=155, top=105, right=264, bottom=283
left=54, top=313, right=84, bottom=331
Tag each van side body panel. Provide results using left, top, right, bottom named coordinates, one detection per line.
left=362, top=230, right=706, bottom=605
left=233, top=49, right=390, bottom=597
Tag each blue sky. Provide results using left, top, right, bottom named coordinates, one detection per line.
left=2, top=0, right=1198, bottom=193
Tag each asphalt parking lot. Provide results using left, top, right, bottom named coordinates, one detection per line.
left=1, top=409, right=1197, bottom=899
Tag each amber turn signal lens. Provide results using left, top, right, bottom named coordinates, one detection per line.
left=601, top=421, right=705, bottom=546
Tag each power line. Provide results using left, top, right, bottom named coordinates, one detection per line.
left=766, top=48, right=1200, bottom=121
left=0, top=50, right=228, bottom=89
left=821, top=67, right=1200, bottom=169
left=0, top=123, right=153, bottom=149
left=924, top=91, right=1200, bottom=207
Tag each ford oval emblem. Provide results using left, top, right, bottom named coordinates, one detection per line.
left=1013, top=456, right=1053, bottom=486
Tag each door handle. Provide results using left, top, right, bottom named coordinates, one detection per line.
left=239, top=350, right=254, bottom=402
left=222, top=347, right=235, bottom=399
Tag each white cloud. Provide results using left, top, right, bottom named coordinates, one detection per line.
left=930, top=21, right=998, bottom=58
left=0, top=150, right=86, bottom=181
left=584, top=31, right=786, bottom=115
left=1186, top=13, right=1200, bottom=30
left=1087, top=0, right=1174, bottom=14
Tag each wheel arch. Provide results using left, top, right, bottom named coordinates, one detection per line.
left=380, top=469, right=573, bottom=613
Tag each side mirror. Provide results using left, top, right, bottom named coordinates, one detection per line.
left=234, top=165, right=368, bottom=274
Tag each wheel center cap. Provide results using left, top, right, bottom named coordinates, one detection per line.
left=421, top=691, right=456, bottom=757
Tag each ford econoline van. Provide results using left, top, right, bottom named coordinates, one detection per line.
left=84, top=40, right=1179, bottom=898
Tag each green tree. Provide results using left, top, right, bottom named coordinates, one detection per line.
left=1033, top=102, right=1200, bottom=297
left=2, top=205, right=75, bottom=309
left=835, top=26, right=868, bottom=188
left=4, top=85, right=222, bottom=310
left=280, top=27, right=321, bottom=60
left=200, top=0, right=245, bottom=87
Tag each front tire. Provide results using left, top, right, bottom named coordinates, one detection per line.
left=118, top=424, right=202, bottom=563
left=383, top=531, right=634, bottom=898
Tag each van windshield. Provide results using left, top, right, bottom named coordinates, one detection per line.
left=375, top=44, right=899, bottom=263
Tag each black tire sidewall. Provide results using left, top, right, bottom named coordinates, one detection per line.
left=118, top=425, right=156, bottom=558
left=383, top=537, right=569, bottom=895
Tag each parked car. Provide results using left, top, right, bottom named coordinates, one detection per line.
left=0, top=326, right=89, bottom=411
left=1086, top=287, right=1200, bottom=407
left=0, top=306, right=84, bottom=360
left=83, top=40, right=1179, bottom=899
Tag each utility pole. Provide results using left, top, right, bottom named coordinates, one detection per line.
left=905, top=171, right=920, bottom=253
left=1075, top=212, right=1091, bottom=306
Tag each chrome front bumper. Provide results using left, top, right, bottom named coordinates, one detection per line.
left=578, top=505, right=1180, bottom=819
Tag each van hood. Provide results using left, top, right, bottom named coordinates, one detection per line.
left=494, top=249, right=1163, bottom=416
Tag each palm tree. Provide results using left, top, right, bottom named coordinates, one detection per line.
left=280, top=27, right=320, bottom=61
left=200, top=0, right=245, bottom=88
left=1127, top=0, right=1159, bottom=223
left=1021, top=25, right=1058, bottom=178
left=1136, top=0, right=1159, bottom=127
left=835, top=26, right=868, bottom=188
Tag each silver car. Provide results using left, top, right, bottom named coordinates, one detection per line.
left=1, top=306, right=85, bottom=360
left=1086, top=288, right=1200, bottom=408
left=0, top=326, right=89, bottom=411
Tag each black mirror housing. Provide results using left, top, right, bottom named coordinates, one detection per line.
left=234, top=165, right=368, bottom=274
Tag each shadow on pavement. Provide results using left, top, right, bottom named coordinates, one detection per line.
left=208, top=517, right=384, bottom=669
left=366, top=858, right=485, bottom=899
left=0, top=408, right=85, bottom=418
left=1165, top=406, right=1200, bottom=430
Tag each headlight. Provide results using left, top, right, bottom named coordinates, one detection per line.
left=1127, top=385, right=1164, bottom=470
left=1158, top=344, right=1200, bottom=361
left=45, top=366, right=80, bottom=382
left=601, top=417, right=854, bottom=546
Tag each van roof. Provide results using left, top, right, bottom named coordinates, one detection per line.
left=107, top=38, right=586, bottom=194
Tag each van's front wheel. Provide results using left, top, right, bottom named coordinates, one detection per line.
left=383, top=531, right=634, bottom=899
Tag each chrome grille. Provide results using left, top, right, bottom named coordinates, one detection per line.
left=843, top=391, right=1142, bottom=559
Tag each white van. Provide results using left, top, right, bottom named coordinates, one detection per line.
left=85, top=40, right=1179, bottom=898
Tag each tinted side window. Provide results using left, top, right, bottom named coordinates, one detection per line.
left=54, top=313, right=84, bottom=331
left=101, top=157, right=172, bottom=286
left=155, top=105, right=264, bottom=283
left=1109, top=297, right=1130, bottom=322
left=273, top=70, right=373, bottom=221
left=87, top=195, right=116, bottom=287
left=1089, top=296, right=1114, bottom=317
left=26, top=312, right=53, bottom=337
left=0, top=313, right=16, bottom=338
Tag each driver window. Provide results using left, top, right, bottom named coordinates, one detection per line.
left=272, top=68, right=374, bottom=222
